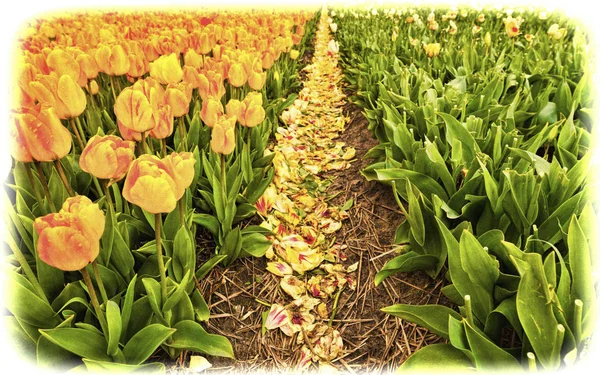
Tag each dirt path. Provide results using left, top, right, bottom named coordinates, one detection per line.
left=167, top=11, right=447, bottom=375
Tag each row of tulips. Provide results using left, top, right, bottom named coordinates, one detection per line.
left=334, top=6, right=596, bottom=371
left=5, top=9, right=318, bottom=372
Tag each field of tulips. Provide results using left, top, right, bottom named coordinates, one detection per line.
left=4, top=8, right=318, bottom=372
left=2, top=3, right=598, bottom=374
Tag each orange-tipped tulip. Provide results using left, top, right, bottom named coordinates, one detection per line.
left=34, top=195, right=105, bottom=271
left=29, top=73, right=87, bottom=119
left=210, top=115, right=236, bottom=155
left=76, top=53, right=99, bottom=81
left=122, top=155, right=179, bottom=214
left=79, top=135, right=136, bottom=182
left=165, top=83, right=192, bottom=117
left=200, top=97, right=224, bottom=128
left=149, top=53, right=183, bottom=85
left=95, top=44, right=130, bottom=76
left=149, top=105, right=175, bottom=139
left=114, top=87, right=156, bottom=133
left=164, top=152, right=196, bottom=200
left=9, top=105, right=72, bottom=162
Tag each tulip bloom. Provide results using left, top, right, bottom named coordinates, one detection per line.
left=9, top=105, right=72, bottom=162
left=210, top=115, right=236, bottom=155
left=79, top=135, right=136, bottom=182
left=227, top=62, right=247, bottom=87
left=289, top=50, right=299, bottom=60
left=95, top=44, right=130, bottom=76
left=504, top=16, right=520, bottom=38
left=149, top=106, right=175, bottom=139
left=163, top=152, right=196, bottom=200
left=248, top=71, right=266, bottom=91
left=200, top=97, right=224, bottom=128
left=149, top=53, right=183, bottom=85
left=165, top=83, right=192, bottom=117
left=34, top=196, right=105, bottom=271
left=46, top=49, right=80, bottom=83
left=424, top=43, right=441, bottom=58
left=122, top=155, right=179, bottom=214
left=227, top=92, right=265, bottom=128
left=114, top=87, right=157, bottom=133
left=29, top=73, right=87, bottom=119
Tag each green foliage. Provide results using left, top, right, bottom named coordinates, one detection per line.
left=334, top=5, right=595, bottom=371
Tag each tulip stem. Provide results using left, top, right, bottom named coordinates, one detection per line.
left=178, top=198, right=185, bottom=227
left=178, top=117, right=188, bottom=151
left=140, top=132, right=149, bottom=154
left=54, top=160, right=75, bottom=197
left=69, top=118, right=85, bottom=151
left=86, top=83, right=97, bottom=108
left=93, top=177, right=105, bottom=201
left=81, top=267, right=108, bottom=335
left=75, top=116, right=88, bottom=145
left=155, top=214, right=168, bottom=303
left=101, top=180, right=112, bottom=208
left=328, top=286, right=344, bottom=327
left=35, top=162, right=57, bottom=212
left=161, top=139, right=167, bottom=158
left=109, top=75, right=118, bottom=102
left=91, top=261, right=109, bottom=305
left=25, top=162, right=46, bottom=214
left=6, top=233, right=49, bottom=304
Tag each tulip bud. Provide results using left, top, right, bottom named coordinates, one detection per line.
left=122, top=155, right=179, bottom=214
left=289, top=50, right=300, bottom=60
left=200, top=97, right=224, bottom=128
left=34, top=195, right=105, bottom=271
left=210, top=115, right=236, bottom=155
left=89, top=80, right=99, bottom=95
left=79, top=135, right=136, bottom=182
left=163, top=152, right=196, bottom=200
left=484, top=32, right=492, bottom=47
left=9, top=105, right=72, bottom=162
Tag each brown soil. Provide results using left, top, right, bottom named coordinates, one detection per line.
left=164, top=94, right=448, bottom=374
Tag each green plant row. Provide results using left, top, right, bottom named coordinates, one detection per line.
left=333, top=6, right=596, bottom=371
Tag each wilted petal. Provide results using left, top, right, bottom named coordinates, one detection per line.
left=266, top=261, right=293, bottom=277
left=265, top=304, right=289, bottom=330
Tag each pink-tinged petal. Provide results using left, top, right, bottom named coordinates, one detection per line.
left=265, top=304, right=289, bottom=330
left=298, top=346, right=313, bottom=370
left=266, top=261, right=293, bottom=277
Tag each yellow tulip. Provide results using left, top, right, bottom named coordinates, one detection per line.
left=34, top=195, right=104, bottom=271
left=200, top=97, right=224, bottom=128
left=210, top=115, right=236, bottom=155
left=122, top=155, right=179, bottom=214
left=79, top=135, right=136, bottom=182
left=149, top=53, right=183, bottom=85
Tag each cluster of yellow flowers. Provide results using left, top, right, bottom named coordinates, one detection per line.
left=11, top=9, right=312, bottom=272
